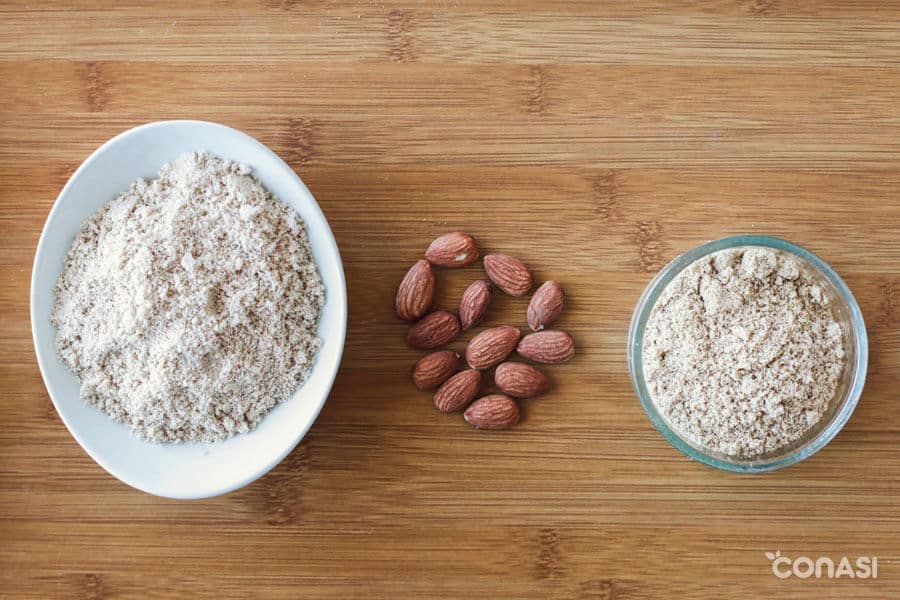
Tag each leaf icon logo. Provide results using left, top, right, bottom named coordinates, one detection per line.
left=765, top=551, right=780, bottom=561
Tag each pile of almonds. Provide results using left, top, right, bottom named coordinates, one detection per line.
left=397, top=232, right=574, bottom=430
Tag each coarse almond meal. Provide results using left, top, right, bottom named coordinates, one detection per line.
left=642, top=247, right=845, bottom=458
left=52, top=152, right=325, bottom=443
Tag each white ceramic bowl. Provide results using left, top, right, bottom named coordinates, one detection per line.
left=31, top=120, right=347, bottom=499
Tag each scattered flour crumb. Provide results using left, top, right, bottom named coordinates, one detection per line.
left=643, top=247, right=845, bottom=458
left=52, top=152, right=325, bottom=443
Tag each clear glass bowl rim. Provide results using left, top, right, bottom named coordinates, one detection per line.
left=627, top=235, right=868, bottom=473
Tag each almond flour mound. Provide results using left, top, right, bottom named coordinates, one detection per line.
left=52, top=152, right=325, bottom=443
left=642, top=247, right=845, bottom=458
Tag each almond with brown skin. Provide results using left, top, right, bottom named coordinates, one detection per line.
left=465, top=325, right=521, bottom=370
left=412, top=350, right=461, bottom=390
left=425, top=231, right=479, bottom=268
left=407, top=311, right=461, bottom=350
left=494, top=362, right=552, bottom=398
left=434, top=369, right=482, bottom=413
left=464, top=394, right=520, bottom=429
left=516, top=330, right=575, bottom=364
left=483, top=254, right=533, bottom=296
left=459, top=279, right=492, bottom=331
left=527, top=281, right=564, bottom=332
left=396, top=259, right=435, bottom=321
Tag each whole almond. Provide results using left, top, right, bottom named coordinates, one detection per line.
left=412, top=351, right=461, bottom=390
left=434, top=369, right=482, bottom=413
left=516, top=330, right=575, bottom=364
left=459, top=279, right=492, bottom=331
left=425, top=231, right=479, bottom=268
left=396, top=259, right=435, bottom=321
left=527, top=281, right=565, bottom=332
left=465, top=325, right=521, bottom=370
left=494, top=362, right=552, bottom=398
left=464, top=394, right=520, bottom=429
left=407, top=311, right=461, bottom=350
left=483, top=254, right=533, bottom=297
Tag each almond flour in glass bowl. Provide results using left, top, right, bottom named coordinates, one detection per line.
left=628, top=235, right=867, bottom=472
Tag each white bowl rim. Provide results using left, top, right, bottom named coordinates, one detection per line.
left=30, top=120, right=347, bottom=498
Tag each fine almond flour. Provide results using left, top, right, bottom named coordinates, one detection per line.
left=642, top=247, right=845, bottom=458
left=52, top=152, right=325, bottom=443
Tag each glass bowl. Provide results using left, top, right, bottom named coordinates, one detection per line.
left=628, top=235, right=868, bottom=472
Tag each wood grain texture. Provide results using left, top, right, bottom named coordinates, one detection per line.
left=2, top=1, right=900, bottom=598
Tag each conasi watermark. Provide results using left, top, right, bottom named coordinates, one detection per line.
left=766, top=551, right=878, bottom=579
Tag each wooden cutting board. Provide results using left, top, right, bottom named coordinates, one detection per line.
left=2, top=2, right=899, bottom=598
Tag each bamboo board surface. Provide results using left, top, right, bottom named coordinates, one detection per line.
left=2, top=1, right=900, bottom=598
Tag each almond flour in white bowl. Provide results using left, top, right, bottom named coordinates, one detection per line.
left=31, top=121, right=347, bottom=498
left=52, top=152, right=325, bottom=444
